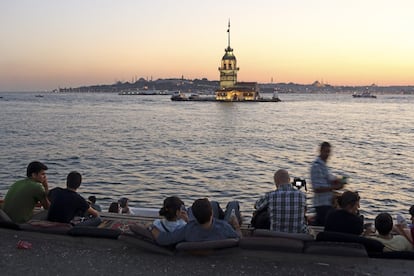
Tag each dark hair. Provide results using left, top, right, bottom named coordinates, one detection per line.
left=66, top=171, right=82, bottom=190
left=375, top=212, right=393, bottom=235
left=118, top=197, right=129, bottom=208
left=159, top=196, right=184, bottom=221
left=26, top=161, right=48, bottom=177
left=337, top=191, right=360, bottom=209
left=320, top=141, right=331, bottom=150
left=108, top=202, right=119, bottom=213
left=88, top=196, right=96, bottom=204
left=409, top=205, right=414, bottom=217
left=192, top=198, right=212, bottom=224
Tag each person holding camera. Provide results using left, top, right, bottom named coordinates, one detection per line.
left=310, top=142, right=345, bottom=226
left=254, top=169, right=308, bottom=233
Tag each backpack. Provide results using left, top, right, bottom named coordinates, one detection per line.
left=250, top=208, right=270, bottom=229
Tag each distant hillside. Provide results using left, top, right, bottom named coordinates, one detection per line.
left=58, top=78, right=414, bottom=94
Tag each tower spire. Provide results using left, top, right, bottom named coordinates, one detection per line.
left=227, top=19, right=231, bottom=48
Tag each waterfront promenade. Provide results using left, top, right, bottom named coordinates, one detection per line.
left=0, top=228, right=412, bottom=275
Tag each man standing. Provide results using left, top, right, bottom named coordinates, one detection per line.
left=47, top=171, right=101, bottom=226
left=2, top=161, right=50, bottom=223
left=310, top=142, right=344, bottom=226
left=255, top=169, right=308, bottom=233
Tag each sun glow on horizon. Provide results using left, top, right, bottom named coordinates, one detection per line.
left=1, top=0, right=414, bottom=91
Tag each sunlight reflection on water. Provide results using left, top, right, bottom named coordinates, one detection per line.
left=0, top=92, right=413, bottom=222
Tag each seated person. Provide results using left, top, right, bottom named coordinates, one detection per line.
left=2, top=161, right=50, bottom=223
left=47, top=171, right=101, bottom=227
left=88, top=196, right=102, bottom=212
left=118, top=197, right=133, bottom=214
left=370, top=212, right=413, bottom=252
left=152, top=196, right=188, bottom=232
left=187, top=200, right=242, bottom=226
left=409, top=205, right=414, bottom=244
left=393, top=209, right=414, bottom=244
left=324, top=190, right=363, bottom=235
left=254, top=169, right=308, bottom=233
left=148, top=198, right=241, bottom=246
left=108, top=202, right=120, bottom=213
left=410, top=205, right=414, bottom=225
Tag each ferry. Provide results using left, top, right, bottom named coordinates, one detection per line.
left=119, top=90, right=158, bottom=95
left=352, top=92, right=377, bottom=98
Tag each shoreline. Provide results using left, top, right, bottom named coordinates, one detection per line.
left=0, top=227, right=412, bottom=275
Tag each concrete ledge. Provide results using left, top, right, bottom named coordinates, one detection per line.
left=239, top=236, right=304, bottom=253
left=304, top=241, right=368, bottom=257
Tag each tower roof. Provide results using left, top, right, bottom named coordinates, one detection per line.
left=222, top=46, right=236, bottom=60
left=222, top=20, right=236, bottom=60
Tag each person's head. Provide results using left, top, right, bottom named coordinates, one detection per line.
left=192, top=198, right=212, bottom=224
left=319, top=141, right=331, bottom=161
left=118, top=197, right=129, bottom=208
left=159, top=196, right=184, bottom=221
left=26, top=161, right=48, bottom=183
left=108, top=202, right=120, bottom=213
left=88, top=196, right=97, bottom=204
left=409, top=205, right=414, bottom=224
left=337, top=191, right=360, bottom=213
left=375, top=213, right=393, bottom=236
left=66, top=171, right=82, bottom=190
left=274, top=169, right=290, bottom=188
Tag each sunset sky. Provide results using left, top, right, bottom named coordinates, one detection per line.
left=1, top=0, right=414, bottom=91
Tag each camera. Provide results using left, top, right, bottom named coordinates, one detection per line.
left=292, top=177, right=307, bottom=191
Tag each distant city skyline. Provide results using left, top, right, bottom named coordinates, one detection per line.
left=1, top=0, right=414, bottom=92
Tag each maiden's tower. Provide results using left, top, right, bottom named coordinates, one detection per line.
left=215, top=21, right=260, bottom=101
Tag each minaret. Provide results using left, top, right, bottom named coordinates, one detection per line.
left=218, top=20, right=239, bottom=89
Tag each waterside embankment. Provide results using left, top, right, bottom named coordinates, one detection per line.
left=0, top=227, right=412, bottom=275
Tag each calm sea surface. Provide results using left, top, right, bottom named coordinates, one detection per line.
left=0, top=92, right=413, bottom=223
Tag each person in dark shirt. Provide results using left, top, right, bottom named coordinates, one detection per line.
left=324, top=190, right=363, bottom=235
left=47, top=171, right=101, bottom=226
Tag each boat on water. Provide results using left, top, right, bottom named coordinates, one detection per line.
left=119, top=90, right=159, bottom=95
left=352, top=92, right=377, bottom=98
left=170, top=91, right=188, bottom=101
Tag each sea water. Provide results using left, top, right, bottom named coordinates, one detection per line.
left=0, top=92, right=413, bottom=222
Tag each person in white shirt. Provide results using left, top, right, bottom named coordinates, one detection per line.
left=370, top=212, right=413, bottom=252
left=152, top=196, right=188, bottom=232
